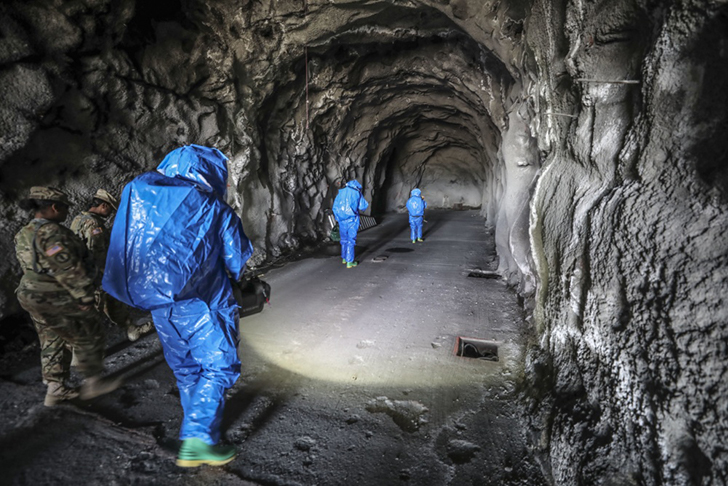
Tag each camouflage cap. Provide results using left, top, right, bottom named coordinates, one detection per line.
left=94, top=188, right=118, bottom=210
left=27, top=186, right=71, bottom=206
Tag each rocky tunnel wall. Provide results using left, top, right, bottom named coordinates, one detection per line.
left=523, top=1, right=728, bottom=484
left=0, top=0, right=727, bottom=484
left=0, top=0, right=525, bottom=311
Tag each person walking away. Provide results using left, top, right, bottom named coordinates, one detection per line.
left=70, top=189, right=154, bottom=341
left=332, top=180, right=369, bottom=268
left=14, top=186, right=121, bottom=406
left=102, top=145, right=254, bottom=468
left=406, top=188, right=427, bottom=243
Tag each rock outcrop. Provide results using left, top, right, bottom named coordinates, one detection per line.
left=0, top=0, right=726, bottom=484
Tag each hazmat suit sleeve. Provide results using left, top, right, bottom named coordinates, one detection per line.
left=103, top=145, right=256, bottom=312
left=358, top=195, right=369, bottom=213
left=220, top=207, right=254, bottom=281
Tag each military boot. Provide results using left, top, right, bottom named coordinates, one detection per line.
left=127, top=320, right=155, bottom=342
left=44, top=382, right=79, bottom=407
left=176, top=438, right=236, bottom=467
left=79, top=375, right=122, bottom=400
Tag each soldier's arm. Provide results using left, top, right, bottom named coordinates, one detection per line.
left=84, top=220, right=106, bottom=254
left=36, top=225, right=96, bottom=304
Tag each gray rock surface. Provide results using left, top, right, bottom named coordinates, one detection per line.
left=0, top=0, right=726, bottom=484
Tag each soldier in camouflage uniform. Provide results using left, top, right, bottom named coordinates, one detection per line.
left=14, top=186, right=121, bottom=406
left=70, top=189, right=154, bottom=342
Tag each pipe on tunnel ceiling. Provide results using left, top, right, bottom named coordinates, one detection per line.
left=302, top=0, right=309, bottom=130
left=575, top=78, right=640, bottom=84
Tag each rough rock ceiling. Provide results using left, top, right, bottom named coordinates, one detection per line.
left=1, top=1, right=727, bottom=485
left=0, top=0, right=532, bottom=344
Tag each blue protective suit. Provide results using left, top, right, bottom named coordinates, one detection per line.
left=332, top=180, right=369, bottom=263
left=406, top=188, right=427, bottom=241
left=103, top=144, right=253, bottom=445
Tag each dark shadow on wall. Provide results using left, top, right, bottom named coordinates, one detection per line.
left=120, top=0, right=185, bottom=49
left=370, top=146, right=398, bottom=215
left=691, top=6, right=728, bottom=201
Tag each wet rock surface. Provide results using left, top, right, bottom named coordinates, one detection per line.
left=0, top=0, right=726, bottom=484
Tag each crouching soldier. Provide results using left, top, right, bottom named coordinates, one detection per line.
left=70, top=189, right=154, bottom=341
left=14, top=186, right=121, bottom=406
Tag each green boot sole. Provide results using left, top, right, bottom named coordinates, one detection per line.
left=177, top=438, right=236, bottom=468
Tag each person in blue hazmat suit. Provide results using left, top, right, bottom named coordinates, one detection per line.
left=332, top=180, right=369, bottom=268
left=103, top=145, right=254, bottom=468
left=406, top=188, right=427, bottom=243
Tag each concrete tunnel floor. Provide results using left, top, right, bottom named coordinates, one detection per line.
left=0, top=210, right=547, bottom=486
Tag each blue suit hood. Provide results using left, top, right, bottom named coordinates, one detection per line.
left=157, top=144, right=229, bottom=198
left=102, top=145, right=253, bottom=311
left=346, top=180, right=362, bottom=191
left=333, top=180, right=369, bottom=223
left=406, top=188, right=427, bottom=217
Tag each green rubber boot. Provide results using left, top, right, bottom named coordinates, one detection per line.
left=346, top=261, right=358, bottom=269
left=342, top=259, right=347, bottom=264
left=177, top=438, right=236, bottom=468
left=412, top=240, right=416, bottom=244
left=417, top=238, right=424, bottom=242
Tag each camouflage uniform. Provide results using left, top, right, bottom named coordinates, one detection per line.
left=70, top=211, right=110, bottom=274
left=70, top=210, right=129, bottom=327
left=15, top=215, right=106, bottom=384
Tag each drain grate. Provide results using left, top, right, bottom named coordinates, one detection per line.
left=455, top=337, right=499, bottom=361
left=467, top=270, right=500, bottom=279
left=371, top=255, right=389, bottom=262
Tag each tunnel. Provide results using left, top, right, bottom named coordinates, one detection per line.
left=0, top=0, right=727, bottom=485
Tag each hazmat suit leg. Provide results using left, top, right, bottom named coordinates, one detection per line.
left=339, top=219, right=358, bottom=263
left=152, top=301, right=241, bottom=445
left=339, top=225, right=347, bottom=260
left=409, top=216, right=423, bottom=241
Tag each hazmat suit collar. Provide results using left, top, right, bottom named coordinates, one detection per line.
left=157, top=144, right=229, bottom=198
